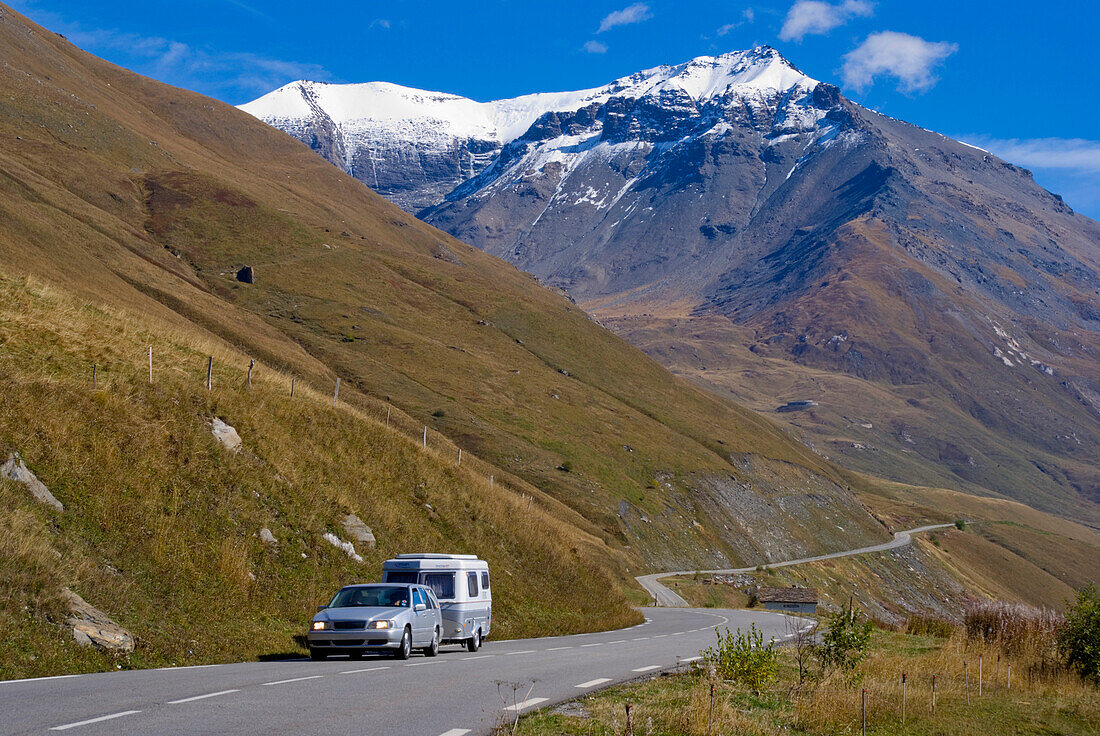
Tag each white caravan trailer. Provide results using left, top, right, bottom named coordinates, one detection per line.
left=382, top=554, right=491, bottom=651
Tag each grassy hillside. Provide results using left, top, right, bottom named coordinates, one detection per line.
left=0, top=275, right=639, bottom=678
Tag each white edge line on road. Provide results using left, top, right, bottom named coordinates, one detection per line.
left=575, top=678, right=612, bottom=688
left=504, top=697, right=548, bottom=712
left=506, top=650, right=536, bottom=655
left=261, top=675, right=324, bottom=686
left=632, top=665, right=661, bottom=672
left=580, top=643, right=604, bottom=647
left=608, top=640, right=627, bottom=644
left=632, top=636, right=650, bottom=641
left=167, top=689, right=239, bottom=704
left=0, top=673, right=82, bottom=685
left=50, top=710, right=141, bottom=731
left=438, top=730, right=471, bottom=736
left=155, top=664, right=223, bottom=671
left=545, top=646, right=572, bottom=651
left=341, top=666, right=390, bottom=674
left=462, top=655, right=493, bottom=660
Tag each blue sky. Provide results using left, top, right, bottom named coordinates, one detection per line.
left=10, top=0, right=1100, bottom=219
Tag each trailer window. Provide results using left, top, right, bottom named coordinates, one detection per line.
left=421, top=572, right=455, bottom=600
left=468, top=571, right=479, bottom=597
left=385, top=571, right=417, bottom=584
left=481, top=572, right=490, bottom=590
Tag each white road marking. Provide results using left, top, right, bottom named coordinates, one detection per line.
left=632, top=637, right=650, bottom=641
left=462, top=655, right=493, bottom=660
left=405, top=662, right=433, bottom=666
left=504, top=697, right=548, bottom=712
left=155, top=664, right=223, bottom=671
left=261, top=675, right=324, bottom=686
left=438, top=730, right=471, bottom=736
left=50, top=711, right=141, bottom=731
left=654, top=634, right=668, bottom=638
left=340, top=666, right=390, bottom=674
left=608, top=640, right=627, bottom=644
left=505, top=650, right=536, bottom=655
left=575, top=678, right=612, bottom=688
left=0, top=674, right=82, bottom=685
left=670, top=632, right=684, bottom=636
left=167, top=689, right=239, bottom=704
left=545, top=646, right=572, bottom=651
left=580, top=643, right=604, bottom=648
left=632, top=665, right=661, bottom=673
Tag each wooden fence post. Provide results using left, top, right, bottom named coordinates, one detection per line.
left=458, top=448, right=462, bottom=465
left=979, top=654, right=983, bottom=697
left=932, top=675, right=936, bottom=715
left=333, top=377, right=340, bottom=407
left=248, top=359, right=255, bottom=388
left=861, top=688, right=866, bottom=736
left=148, top=346, right=153, bottom=383
left=964, top=660, right=970, bottom=705
left=386, top=406, right=390, bottom=427
left=423, top=426, right=427, bottom=448
left=291, top=377, right=295, bottom=397
left=902, top=673, right=906, bottom=723
left=206, top=356, right=213, bottom=390
left=625, top=703, right=633, bottom=736
left=708, top=682, right=715, bottom=735
left=92, top=363, right=97, bottom=390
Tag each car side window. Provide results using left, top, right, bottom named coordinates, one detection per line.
left=413, top=588, right=425, bottom=608
left=481, top=572, right=490, bottom=590
left=467, top=571, right=478, bottom=597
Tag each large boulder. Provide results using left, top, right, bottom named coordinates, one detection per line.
left=341, top=514, right=376, bottom=548
left=210, top=418, right=242, bottom=453
left=62, top=588, right=134, bottom=654
left=1, top=452, right=63, bottom=511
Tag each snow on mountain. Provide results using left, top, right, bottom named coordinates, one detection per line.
left=239, top=47, right=819, bottom=211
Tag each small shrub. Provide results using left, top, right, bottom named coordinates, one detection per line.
left=557, top=460, right=573, bottom=472
left=431, top=409, right=445, bottom=417
left=965, top=600, right=1063, bottom=659
left=1058, top=582, right=1100, bottom=685
left=954, top=519, right=967, bottom=530
left=702, top=623, right=778, bottom=691
left=816, top=609, right=873, bottom=672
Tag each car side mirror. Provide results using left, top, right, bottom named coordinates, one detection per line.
left=316, top=605, right=328, bottom=612
left=414, top=603, right=427, bottom=612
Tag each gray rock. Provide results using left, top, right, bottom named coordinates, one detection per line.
left=259, top=527, right=278, bottom=546
left=62, top=588, right=134, bottom=654
left=341, top=514, right=376, bottom=548
left=210, top=418, right=242, bottom=453
left=1, top=452, right=63, bottom=511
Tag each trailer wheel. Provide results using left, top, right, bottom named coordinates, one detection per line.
left=466, top=628, right=481, bottom=652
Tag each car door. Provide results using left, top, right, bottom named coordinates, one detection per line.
left=411, top=587, right=429, bottom=645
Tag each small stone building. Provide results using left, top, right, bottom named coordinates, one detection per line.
left=758, top=586, right=818, bottom=614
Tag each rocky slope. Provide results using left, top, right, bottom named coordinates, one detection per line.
left=244, top=48, right=1100, bottom=526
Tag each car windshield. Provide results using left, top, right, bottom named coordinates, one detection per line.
left=329, top=586, right=410, bottom=608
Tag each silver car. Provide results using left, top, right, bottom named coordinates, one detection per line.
left=307, top=584, right=443, bottom=660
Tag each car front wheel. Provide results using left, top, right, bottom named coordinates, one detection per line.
left=394, top=628, right=412, bottom=660
left=309, top=649, right=327, bottom=661
left=466, top=628, right=481, bottom=652
left=424, top=627, right=440, bottom=657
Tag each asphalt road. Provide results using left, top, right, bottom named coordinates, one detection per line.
left=1, top=607, right=810, bottom=736
left=636, top=524, right=955, bottom=606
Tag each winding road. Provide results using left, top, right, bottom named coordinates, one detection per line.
left=1, top=524, right=952, bottom=735
left=636, top=523, right=955, bottom=607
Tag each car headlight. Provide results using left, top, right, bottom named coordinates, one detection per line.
left=312, top=621, right=328, bottom=630
left=368, top=620, right=393, bottom=630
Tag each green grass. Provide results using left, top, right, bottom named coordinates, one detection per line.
left=507, top=630, right=1100, bottom=735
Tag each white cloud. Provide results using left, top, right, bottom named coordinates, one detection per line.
left=370, top=19, right=391, bottom=30
left=717, top=8, right=756, bottom=36
left=779, top=0, right=873, bottom=42
left=583, top=40, right=608, bottom=54
left=61, top=26, right=333, bottom=100
left=842, top=31, right=957, bottom=93
left=959, top=136, right=1100, bottom=173
left=598, top=3, right=652, bottom=33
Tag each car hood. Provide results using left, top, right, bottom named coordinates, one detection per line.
left=313, top=606, right=406, bottom=622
